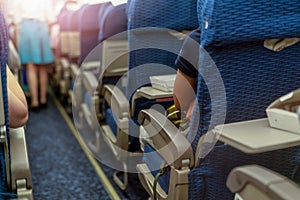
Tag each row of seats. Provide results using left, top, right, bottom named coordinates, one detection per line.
left=52, top=0, right=300, bottom=200
left=0, top=9, right=32, bottom=200
left=135, top=0, right=300, bottom=199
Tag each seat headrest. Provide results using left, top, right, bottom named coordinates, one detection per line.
left=98, top=4, right=115, bottom=31
left=79, top=3, right=103, bottom=31
left=198, top=0, right=300, bottom=45
left=128, top=0, right=198, bottom=31
left=58, top=12, right=69, bottom=30
left=69, top=5, right=87, bottom=31
left=0, top=9, right=9, bottom=129
left=0, top=10, right=8, bottom=69
left=99, top=4, right=127, bottom=42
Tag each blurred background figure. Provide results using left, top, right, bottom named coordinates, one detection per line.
left=8, top=0, right=56, bottom=111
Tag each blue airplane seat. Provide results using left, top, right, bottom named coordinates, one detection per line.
left=80, top=2, right=128, bottom=130
left=77, top=2, right=129, bottom=149
left=58, top=10, right=73, bottom=57
left=81, top=2, right=127, bottom=111
left=92, top=0, right=198, bottom=190
left=68, top=6, right=83, bottom=31
left=98, top=4, right=127, bottom=42
left=126, top=0, right=198, bottom=114
left=97, top=2, right=113, bottom=39
left=98, top=2, right=127, bottom=80
left=103, top=0, right=198, bottom=152
left=57, top=11, right=68, bottom=31
left=65, top=10, right=75, bottom=32
left=0, top=9, right=32, bottom=200
left=0, top=9, right=11, bottom=199
left=125, top=0, right=198, bottom=148
left=125, top=0, right=132, bottom=19
left=138, top=0, right=300, bottom=199
left=79, top=3, right=103, bottom=63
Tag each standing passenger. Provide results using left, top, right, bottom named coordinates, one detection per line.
left=15, top=0, right=55, bottom=111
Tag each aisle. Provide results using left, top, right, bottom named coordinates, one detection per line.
left=25, top=93, right=111, bottom=200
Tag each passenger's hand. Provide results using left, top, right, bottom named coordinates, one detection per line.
left=186, top=99, right=195, bottom=121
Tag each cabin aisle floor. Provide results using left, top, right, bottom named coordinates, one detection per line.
left=25, top=89, right=149, bottom=200
left=25, top=92, right=111, bottom=200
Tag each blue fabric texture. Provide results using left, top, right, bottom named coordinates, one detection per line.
left=199, top=0, right=300, bottom=45
left=127, top=0, right=198, bottom=30
left=0, top=9, right=17, bottom=199
left=126, top=0, right=198, bottom=152
left=0, top=8, right=8, bottom=196
left=105, top=108, right=140, bottom=152
left=127, top=0, right=198, bottom=98
left=175, top=28, right=201, bottom=78
left=143, top=144, right=170, bottom=192
left=154, top=0, right=300, bottom=199
left=127, top=0, right=199, bottom=192
left=18, top=19, right=54, bottom=65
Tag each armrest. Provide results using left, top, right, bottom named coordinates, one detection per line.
left=82, top=71, right=99, bottom=96
left=60, top=58, right=70, bottom=71
left=227, top=165, right=300, bottom=200
left=138, top=109, right=194, bottom=169
left=103, top=85, right=129, bottom=129
left=10, top=127, right=33, bottom=199
left=102, top=85, right=130, bottom=152
left=70, top=63, right=79, bottom=80
left=81, top=61, right=100, bottom=71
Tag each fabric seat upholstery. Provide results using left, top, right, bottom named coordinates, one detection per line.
left=141, top=0, right=300, bottom=199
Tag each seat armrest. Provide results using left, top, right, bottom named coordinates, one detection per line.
left=227, top=165, right=300, bottom=200
left=70, top=63, right=80, bottom=80
left=103, top=85, right=129, bottom=127
left=60, top=58, right=70, bottom=70
left=10, top=127, right=33, bottom=199
left=82, top=71, right=99, bottom=96
left=138, top=109, right=194, bottom=169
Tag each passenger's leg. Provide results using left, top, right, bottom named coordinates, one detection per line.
left=39, top=66, right=48, bottom=105
left=26, top=62, right=39, bottom=107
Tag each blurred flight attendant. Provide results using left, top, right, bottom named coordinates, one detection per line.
left=11, top=0, right=56, bottom=111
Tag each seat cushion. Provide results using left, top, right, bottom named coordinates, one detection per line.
left=143, top=144, right=170, bottom=193
left=105, top=108, right=140, bottom=152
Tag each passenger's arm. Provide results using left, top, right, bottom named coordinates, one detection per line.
left=173, top=69, right=197, bottom=120
left=6, top=66, right=28, bottom=128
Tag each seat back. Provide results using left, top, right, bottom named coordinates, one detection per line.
left=120, top=0, right=198, bottom=156
left=98, top=3, right=128, bottom=78
left=186, top=0, right=300, bottom=199
left=79, top=3, right=103, bottom=63
left=68, top=5, right=86, bottom=61
left=126, top=0, right=198, bottom=100
left=0, top=9, right=11, bottom=198
left=58, top=11, right=70, bottom=56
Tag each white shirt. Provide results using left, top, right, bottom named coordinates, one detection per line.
left=7, top=0, right=56, bottom=24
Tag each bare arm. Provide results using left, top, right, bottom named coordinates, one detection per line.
left=173, top=69, right=197, bottom=120
left=6, top=66, right=28, bottom=128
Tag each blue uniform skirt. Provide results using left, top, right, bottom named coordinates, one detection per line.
left=18, top=19, right=54, bottom=65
